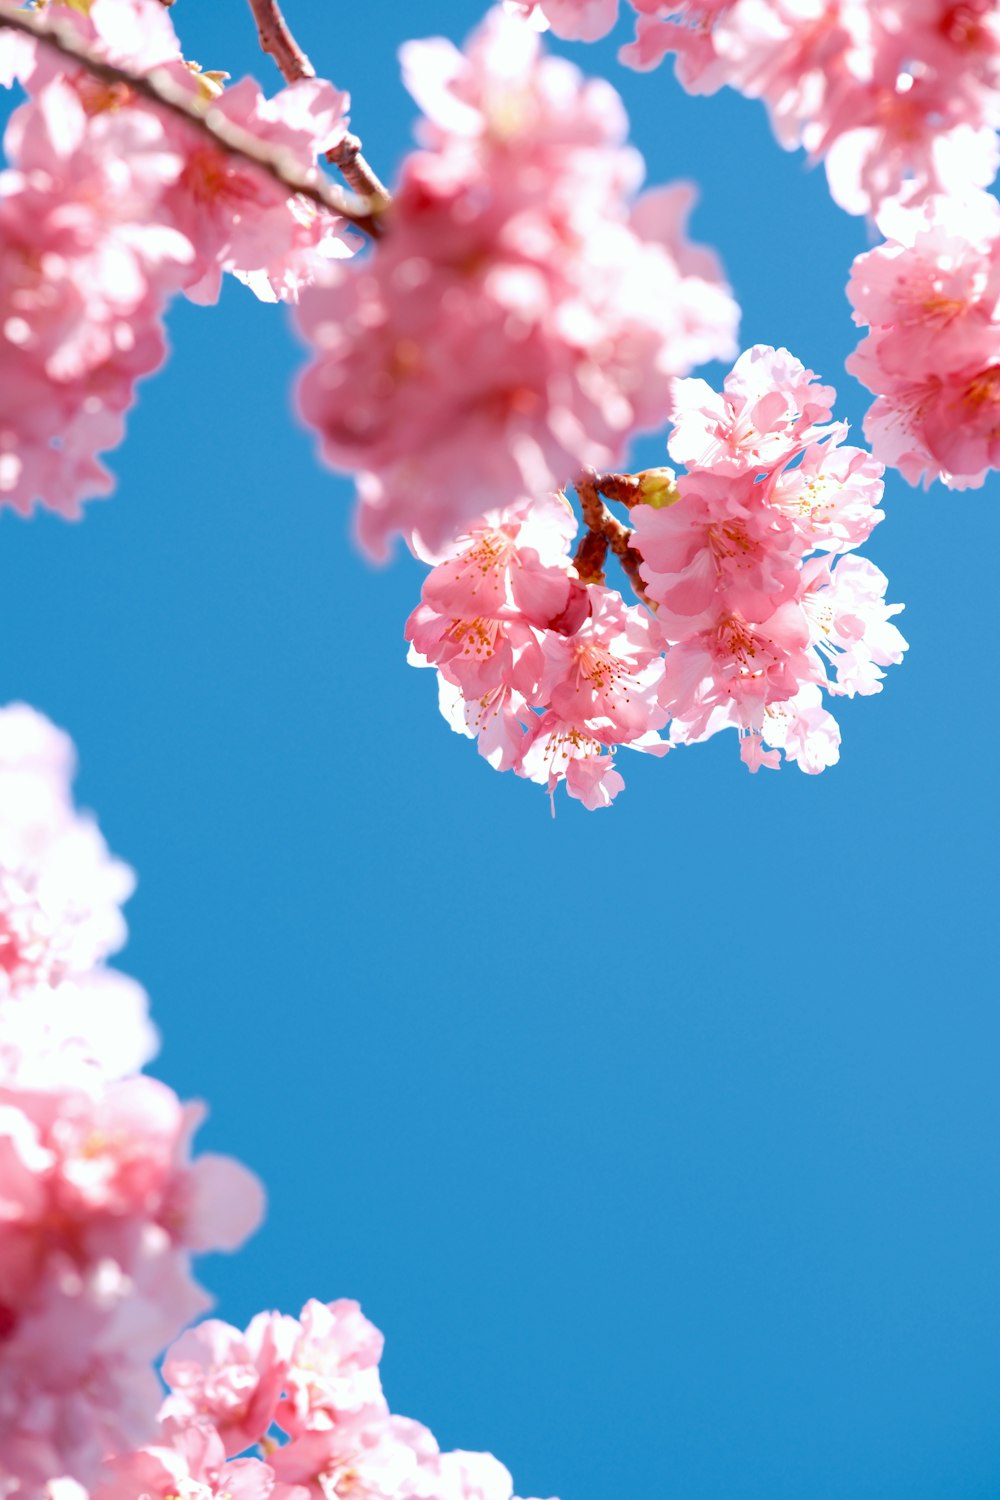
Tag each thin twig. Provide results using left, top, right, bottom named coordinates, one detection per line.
left=0, top=3, right=386, bottom=238
left=244, top=0, right=314, bottom=84
left=242, top=0, right=392, bottom=210
left=327, top=132, right=392, bottom=210
left=574, top=471, right=653, bottom=607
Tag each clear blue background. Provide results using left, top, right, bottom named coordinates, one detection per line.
left=2, top=4, right=999, bottom=1496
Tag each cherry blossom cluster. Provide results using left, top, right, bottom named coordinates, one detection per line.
left=84, top=1296, right=551, bottom=1500
left=513, top=0, right=1000, bottom=217
left=639, top=344, right=907, bottom=773
left=0, top=703, right=264, bottom=1496
left=405, top=492, right=668, bottom=810
left=295, top=5, right=739, bottom=561
left=0, top=0, right=356, bottom=518
left=846, top=191, right=1000, bottom=489
left=406, top=346, right=907, bottom=807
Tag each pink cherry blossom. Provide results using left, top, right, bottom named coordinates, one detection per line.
left=667, top=344, right=836, bottom=478
left=847, top=191, right=1000, bottom=488
left=0, top=1076, right=264, bottom=1491
left=0, top=703, right=264, bottom=1494
left=631, top=347, right=904, bottom=770
left=515, top=713, right=628, bottom=810
left=535, top=586, right=667, bottom=743
left=507, top=0, right=621, bottom=41
left=0, top=1, right=358, bottom=518
left=93, top=1419, right=305, bottom=1500
left=160, top=1314, right=298, bottom=1457
left=0, top=703, right=134, bottom=997
left=277, top=1299, right=388, bottom=1437
left=0, top=78, right=191, bottom=518
left=631, top=471, right=801, bottom=636
left=295, top=5, right=738, bottom=560
left=159, top=75, right=356, bottom=307
left=527, top=0, right=1000, bottom=215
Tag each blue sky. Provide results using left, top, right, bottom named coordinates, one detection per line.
left=2, top=3, right=999, bottom=1497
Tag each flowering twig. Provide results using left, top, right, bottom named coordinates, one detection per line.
left=573, top=471, right=653, bottom=606
left=244, top=0, right=314, bottom=84
left=0, top=2, right=386, bottom=238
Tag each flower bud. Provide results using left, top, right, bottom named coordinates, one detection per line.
left=635, top=467, right=680, bottom=508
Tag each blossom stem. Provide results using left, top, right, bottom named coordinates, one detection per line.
left=244, top=0, right=315, bottom=84
left=327, top=132, right=392, bottom=211
left=0, top=2, right=387, bottom=238
left=575, top=472, right=652, bottom=606
left=593, top=471, right=643, bottom=508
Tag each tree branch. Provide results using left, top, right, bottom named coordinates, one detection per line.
left=0, top=3, right=386, bottom=238
left=574, top=472, right=654, bottom=608
left=241, top=1, right=392, bottom=210
left=244, top=0, right=314, bottom=84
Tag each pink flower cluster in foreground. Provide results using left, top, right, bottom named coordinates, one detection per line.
left=0, top=704, right=554, bottom=1499
left=87, top=1297, right=551, bottom=1500
left=0, top=704, right=263, bottom=1496
left=847, top=191, right=1000, bottom=489
left=0, top=0, right=355, bottom=518
left=515, top=0, right=1000, bottom=216
left=296, top=5, right=738, bottom=560
left=406, top=346, right=906, bottom=808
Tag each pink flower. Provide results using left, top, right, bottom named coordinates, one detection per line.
left=743, top=685, right=841, bottom=774
left=535, top=588, right=667, bottom=743
left=161, top=76, right=356, bottom=306
left=515, top=714, right=629, bottom=810
left=0, top=703, right=136, bottom=1011
left=847, top=192, right=1000, bottom=487
left=0, top=76, right=191, bottom=518
left=661, top=602, right=815, bottom=744
left=631, top=471, right=801, bottom=635
left=667, top=345, right=836, bottom=478
left=796, top=554, right=908, bottom=698
left=0, top=1075, right=263, bottom=1489
left=296, top=5, right=738, bottom=559
left=763, top=435, right=885, bottom=553
left=538, top=0, right=1000, bottom=215
left=628, top=346, right=904, bottom=771
left=93, top=1419, right=305, bottom=1500
left=277, top=1299, right=388, bottom=1437
left=508, top=0, right=621, bottom=40
left=161, top=1314, right=299, bottom=1456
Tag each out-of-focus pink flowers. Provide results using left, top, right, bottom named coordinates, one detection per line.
left=523, top=0, right=1000, bottom=217
left=847, top=191, right=1000, bottom=488
left=0, top=705, right=134, bottom=998
left=0, top=0, right=357, bottom=518
left=0, top=703, right=551, bottom=1496
left=0, top=704, right=264, bottom=1496
left=295, top=5, right=738, bottom=560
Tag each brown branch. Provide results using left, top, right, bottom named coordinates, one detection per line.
left=244, top=0, right=314, bottom=84
left=242, top=3, right=393, bottom=212
left=327, top=133, right=392, bottom=210
left=592, top=471, right=642, bottom=508
left=0, top=3, right=386, bottom=238
left=574, top=471, right=654, bottom=608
